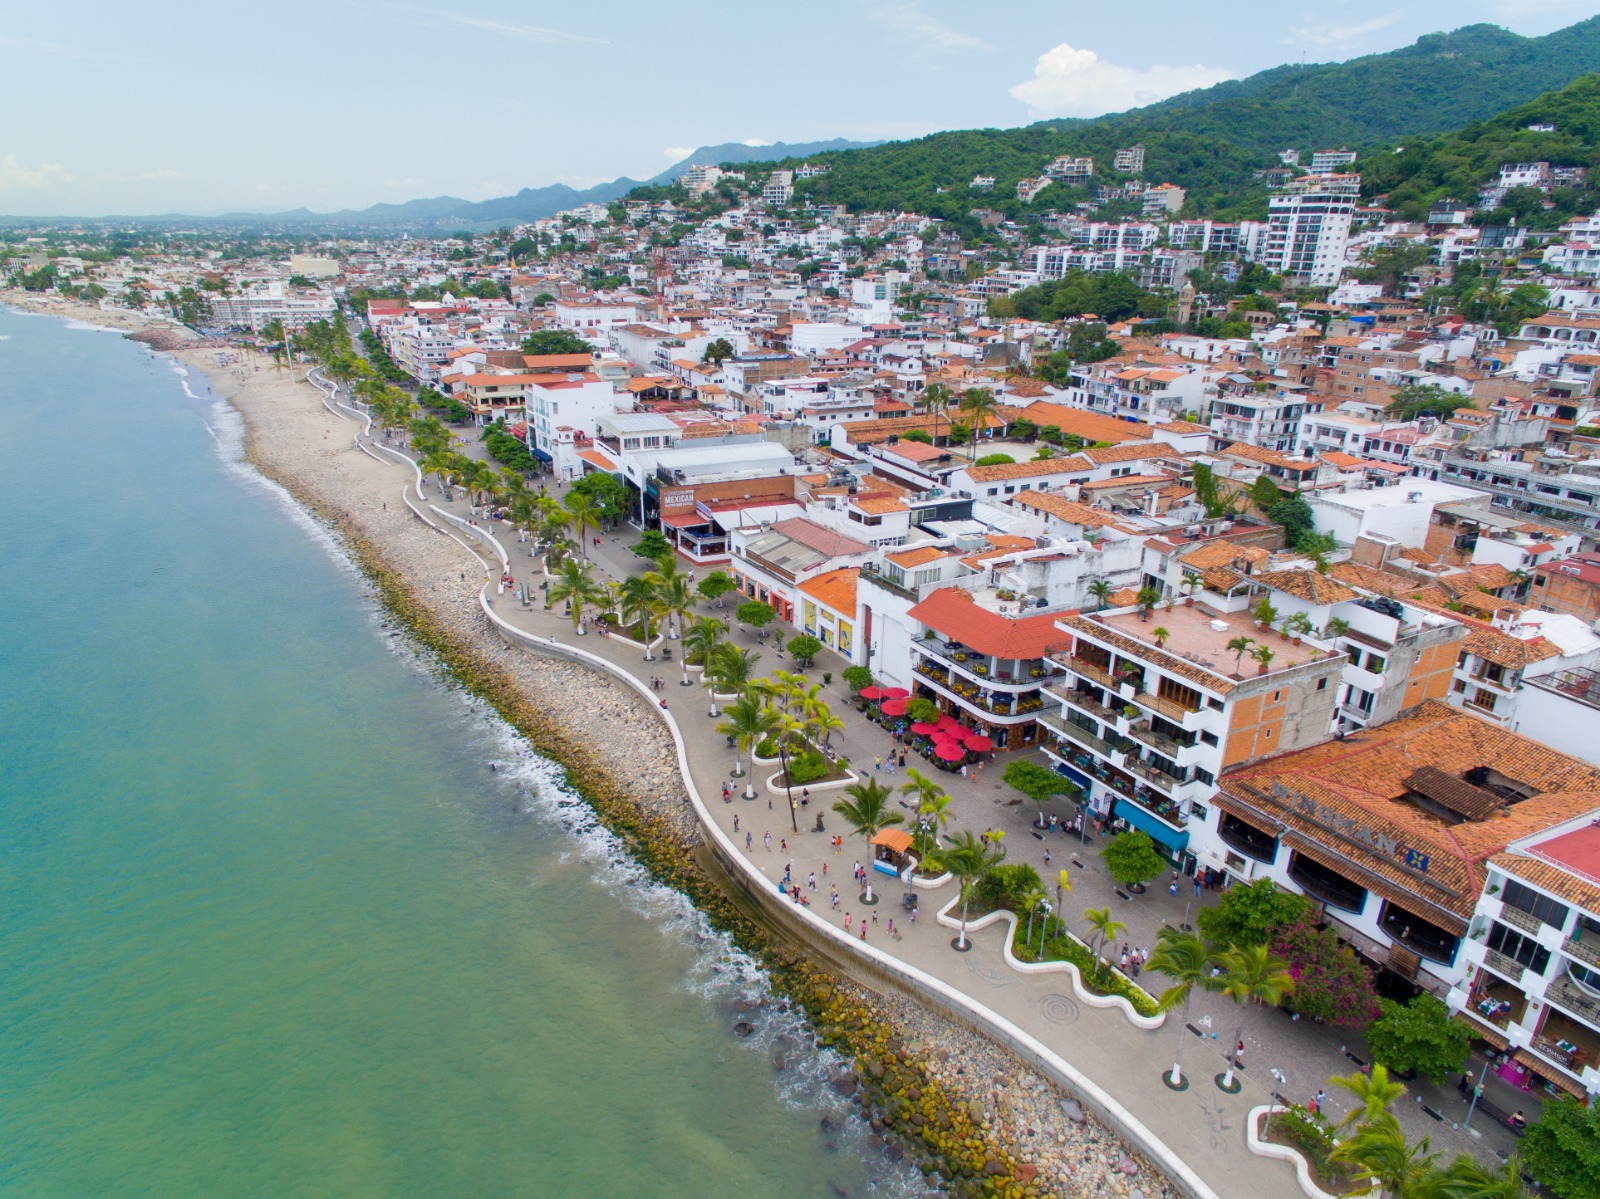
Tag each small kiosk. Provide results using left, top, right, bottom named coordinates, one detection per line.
left=870, top=828, right=915, bottom=878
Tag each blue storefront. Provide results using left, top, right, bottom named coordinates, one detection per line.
left=1112, top=799, right=1190, bottom=864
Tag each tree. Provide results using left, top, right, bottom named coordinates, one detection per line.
left=1330, top=1062, right=1406, bottom=1129
left=1148, top=928, right=1220, bottom=1087
left=1413, top=1153, right=1531, bottom=1199
left=702, top=337, right=735, bottom=365
left=718, top=695, right=778, bottom=793
left=903, top=771, right=952, bottom=861
left=1152, top=625, right=1171, bottom=648
left=1002, top=759, right=1077, bottom=810
left=697, top=569, right=738, bottom=608
left=1196, top=878, right=1309, bottom=949
left=1365, top=994, right=1471, bottom=1086
left=1101, top=829, right=1165, bottom=893
left=682, top=616, right=728, bottom=668
left=1086, top=576, right=1114, bottom=612
left=1251, top=643, right=1277, bottom=673
left=974, top=453, right=1017, bottom=467
left=905, top=697, right=940, bottom=724
left=1267, top=494, right=1315, bottom=548
left=1523, top=1099, right=1600, bottom=1199
left=958, top=388, right=999, bottom=460
left=841, top=665, right=874, bottom=694
left=940, top=829, right=1005, bottom=950
left=547, top=559, right=605, bottom=631
left=1083, top=907, right=1127, bottom=979
left=735, top=600, right=776, bottom=633
left=1215, top=943, right=1295, bottom=1090
left=1329, top=1112, right=1438, bottom=1198
left=567, top=472, right=631, bottom=525
left=520, top=329, right=591, bottom=356
left=833, top=778, right=905, bottom=843
left=787, top=634, right=823, bottom=668
left=1248, top=474, right=1282, bottom=511
left=707, top=643, right=761, bottom=700
left=1386, top=383, right=1476, bottom=422
left=616, top=574, right=661, bottom=659
left=632, top=529, right=673, bottom=560
left=1270, top=918, right=1380, bottom=1028
left=564, top=492, right=603, bottom=558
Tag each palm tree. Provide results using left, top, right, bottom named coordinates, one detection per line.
left=645, top=555, right=695, bottom=642
left=958, top=387, right=999, bottom=461
left=1410, top=1153, right=1529, bottom=1199
left=419, top=449, right=454, bottom=499
left=1226, top=635, right=1255, bottom=678
left=718, top=695, right=778, bottom=798
left=833, top=778, right=904, bottom=841
left=1148, top=928, right=1219, bottom=1087
left=901, top=769, right=949, bottom=860
left=1152, top=625, right=1171, bottom=648
left=769, top=706, right=809, bottom=833
left=615, top=574, right=659, bottom=660
left=1134, top=585, right=1162, bottom=621
left=1330, top=1063, right=1406, bottom=1129
left=1329, top=1112, right=1438, bottom=1199
left=941, top=829, right=1005, bottom=951
left=919, top=381, right=952, bottom=428
left=564, top=491, right=603, bottom=559
left=1251, top=643, right=1276, bottom=674
left=682, top=616, right=728, bottom=670
left=707, top=643, right=761, bottom=701
left=1083, top=907, right=1127, bottom=980
left=547, top=558, right=605, bottom=631
left=1086, top=576, right=1113, bottom=612
left=1021, top=886, right=1049, bottom=954
left=1215, top=943, right=1295, bottom=1090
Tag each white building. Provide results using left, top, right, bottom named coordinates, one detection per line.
left=1256, top=175, right=1359, bottom=286
left=1310, top=149, right=1358, bottom=174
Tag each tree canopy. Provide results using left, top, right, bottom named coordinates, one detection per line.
left=1196, top=878, right=1310, bottom=949
left=520, top=329, right=591, bottom=356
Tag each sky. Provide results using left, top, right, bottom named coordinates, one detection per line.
left=1, top=0, right=1595, bottom=216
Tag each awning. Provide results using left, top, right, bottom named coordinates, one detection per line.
left=1455, top=1012, right=1509, bottom=1051
left=1113, top=800, right=1190, bottom=851
left=530, top=444, right=552, bottom=462
left=1282, top=832, right=1470, bottom=936
left=1053, top=763, right=1093, bottom=797
left=661, top=511, right=711, bottom=529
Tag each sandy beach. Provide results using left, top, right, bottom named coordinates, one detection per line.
left=1, top=292, right=1180, bottom=1198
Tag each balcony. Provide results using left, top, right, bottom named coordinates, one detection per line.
left=1548, top=971, right=1600, bottom=1030
left=859, top=563, right=917, bottom=601
left=1126, top=719, right=1192, bottom=759
left=1380, top=904, right=1461, bottom=966
left=914, top=638, right=1049, bottom=690
left=1048, top=683, right=1123, bottom=725
left=1125, top=754, right=1189, bottom=799
left=1115, top=780, right=1187, bottom=829
left=1057, top=653, right=1122, bottom=692
left=913, top=659, right=952, bottom=689
left=1565, top=933, right=1600, bottom=971
left=1466, top=972, right=1526, bottom=1030
left=1289, top=851, right=1367, bottom=913
left=1133, top=690, right=1202, bottom=726
left=1219, top=813, right=1278, bottom=863
left=1497, top=903, right=1545, bottom=937
left=1482, top=948, right=1526, bottom=984
left=1045, top=713, right=1114, bottom=758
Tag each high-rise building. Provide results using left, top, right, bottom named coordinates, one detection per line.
left=1114, top=144, right=1145, bottom=173
left=1259, top=176, right=1358, bottom=286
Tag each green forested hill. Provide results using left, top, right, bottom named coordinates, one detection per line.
left=714, top=17, right=1600, bottom=227
left=1359, top=75, right=1600, bottom=222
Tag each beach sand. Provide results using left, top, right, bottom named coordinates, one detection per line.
left=2, top=292, right=1179, bottom=1198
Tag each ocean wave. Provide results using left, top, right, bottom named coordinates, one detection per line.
left=62, top=317, right=124, bottom=333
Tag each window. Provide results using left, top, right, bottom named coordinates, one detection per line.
left=1271, top=691, right=1282, bottom=703
left=1487, top=921, right=1551, bottom=975
left=1158, top=677, right=1203, bottom=712
left=1502, top=879, right=1569, bottom=929
left=1316, top=677, right=1328, bottom=691
left=1200, top=730, right=1219, bottom=747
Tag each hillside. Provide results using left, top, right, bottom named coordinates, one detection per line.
left=727, top=16, right=1600, bottom=228
left=1358, top=74, right=1600, bottom=221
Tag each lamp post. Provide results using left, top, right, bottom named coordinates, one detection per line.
left=1462, top=1053, right=1492, bottom=1133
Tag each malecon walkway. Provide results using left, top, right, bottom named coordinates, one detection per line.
left=310, top=368, right=1525, bottom=1199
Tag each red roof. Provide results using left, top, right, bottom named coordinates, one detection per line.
left=906, top=588, right=1068, bottom=660
left=1534, top=823, right=1600, bottom=878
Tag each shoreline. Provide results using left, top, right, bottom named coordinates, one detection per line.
left=3, top=293, right=1180, bottom=1199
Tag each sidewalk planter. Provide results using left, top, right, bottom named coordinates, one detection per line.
left=1245, top=1107, right=1339, bottom=1199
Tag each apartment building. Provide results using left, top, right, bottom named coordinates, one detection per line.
left=1447, top=607, right=1600, bottom=736
left=1066, top=359, right=1207, bottom=423
left=1456, top=812, right=1600, bottom=1102
left=1310, top=148, right=1359, bottom=174
left=1529, top=551, right=1600, bottom=621
left=1142, top=184, right=1186, bottom=217
left=1114, top=145, right=1145, bottom=173
left=1258, top=177, right=1358, bottom=287
left=729, top=518, right=875, bottom=625
left=1210, top=702, right=1600, bottom=1003
left=208, top=284, right=337, bottom=334
left=1045, top=156, right=1094, bottom=183
left=1209, top=385, right=1309, bottom=453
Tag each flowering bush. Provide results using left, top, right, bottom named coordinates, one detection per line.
left=1270, top=918, right=1379, bottom=1027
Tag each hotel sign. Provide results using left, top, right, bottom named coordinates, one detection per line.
left=1270, top=781, right=1431, bottom=874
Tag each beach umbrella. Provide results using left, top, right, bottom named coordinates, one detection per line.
left=935, top=741, right=967, bottom=762
left=858, top=686, right=886, bottom=701
left=963, top=734, right=994, bottom=752
left=909, top=721, right=939, bottom=735
left=882, top=687, right=911, bottom=700
left=880, top=698, right=909, bottom=717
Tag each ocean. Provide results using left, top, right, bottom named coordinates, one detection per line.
left=0, top=307, right=913, bottom=1197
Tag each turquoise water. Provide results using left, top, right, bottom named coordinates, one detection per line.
left=0, top=309, right=912, bottom=1198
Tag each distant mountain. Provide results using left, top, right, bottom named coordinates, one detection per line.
left=716, top=16, right=1600, bottom=227
left=23, top=138, right=880, bottom=232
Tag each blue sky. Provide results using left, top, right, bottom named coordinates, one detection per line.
left=0, top=0, right=1593, bottom=216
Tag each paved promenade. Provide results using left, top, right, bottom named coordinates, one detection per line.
left=324, top=386, right=1529, bottom=1197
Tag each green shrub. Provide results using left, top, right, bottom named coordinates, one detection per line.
left=1014, top=929, right=1160, bottom=1016
left=1268, top=1105, right=1340, bottom=1179
left=842, top=665, right=874, bottom=693
left=977, top=863, right=1045, bottom=913
left=786, top=752, right=829, bottom=786
left=753, top=738, right=779, bottom=759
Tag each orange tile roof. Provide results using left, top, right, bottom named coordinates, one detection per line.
left=996, top=402, right=1148, bottom=445
left=578, top=448, right=615, bottom=470
left=799, top=567, right=859, bottom=615
left=906, top=588, right=1070, bottom=660
left=1081, top=474, right=1169, bottom=491
left=964, top=454, right=1093, bottom=484
left=1082, top=442, right=1184, bottom=465
left=886, top=545, right=949, bottom=568
left=1221, top=701, right=1600, bottom=920
left=1252, top=568, right=1359, bottom=605
left=1010, top=491, right=1128, bottom=530
left=851, top=495, right=910, bottom=515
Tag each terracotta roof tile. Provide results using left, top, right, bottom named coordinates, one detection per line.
left=1461, top=627, right=1562, bottom=671
left=799, top=567, right=859, bottom=615
left=1010, top=491, right=1129, bottom=530
left=886, top=545, right=949, bottom=568
left=907, top=588, right=1071, bottom=660
left=964, top=454, right=1093, bottom=484
left=1253, top=568, right=1359, bottom=605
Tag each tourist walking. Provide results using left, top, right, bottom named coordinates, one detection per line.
left=745, top=832, right=752, bottom=850
left=764, top=832, right=772, bottom=851
left=807, top=872, right=816, bottom=890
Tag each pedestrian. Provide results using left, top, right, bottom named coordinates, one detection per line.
left=909, top=905, right=916, bottom=925
left=860, top=922, right=867, bottom=942
left=1044, top=849, right=1051, bottom=866
left=1048, top=814, right=1058, bottom=833
left=845, top=913, right=852, bottom=931
left=898, top=753, right=906, bottom=769
left=960, top=764, right=968, bottom=778
left=1120, top=948, right=1130, bottom=971
left=745, top=831, right=753, bottom=850
left=1234, top=1040, right=1245, bottom=1068
left=874, top=756, right=882, bottom=772
left=1457, top=1073, right=1471, bottom=1097
left=801, top=788, right=810, bottom=807
left=732, top=812, right=739, bottom=831
left=780, top=838, right=787, bottom=854
left=1193, top=873, right=1203, bottom=898
left=1313, top=1089, right=1326, bottom=1114
left=821, top=860, right=827, bottom=876
left=767, top=796, right=772, bottom=810
left=853, top=861, right=861, bottom=884
left=764, top=832, right=772, bottom=851
left=808, top=872, right=817, bottom=890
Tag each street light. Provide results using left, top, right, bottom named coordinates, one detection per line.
left=1462, top=1053, right=1492, bottom=1133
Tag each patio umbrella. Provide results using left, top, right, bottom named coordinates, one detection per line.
left=909, top=721, right=939, bottom=735
left=859, top=686, right=886, bottom=700
left=882, top=686, right=911, bottom=700
left=963, top=734, right=994, bottom=752
left=934, top=741, right=967, bottom=762
left=936, top=715, right=965, bottom=734
left=880, top=698, right=909, bottom=716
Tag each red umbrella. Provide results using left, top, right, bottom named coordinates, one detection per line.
left=882, top=686, right=911, bottom=700
left=909, top=721, right=939, bottom=735
left=963, top=734, right=994, bottom=752
left=880, top=698, right=909, bottom=716
left=859, top=686, right=886, bottom=700
left=935, top=741, right=967, bottom=762
left=936, top=715, right=965, bottom=733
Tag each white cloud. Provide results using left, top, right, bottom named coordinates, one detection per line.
left=1010, top=43, right=1233, bottom=118
left=0, top=156, right=74, bottom=191
left=867, top=0, right=991, bottom=54
left=1286, top=15, right=1399, bottom=50
left=741, top=139, right=774, bottom=147
left=663, top=146, right=695, bottom=161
